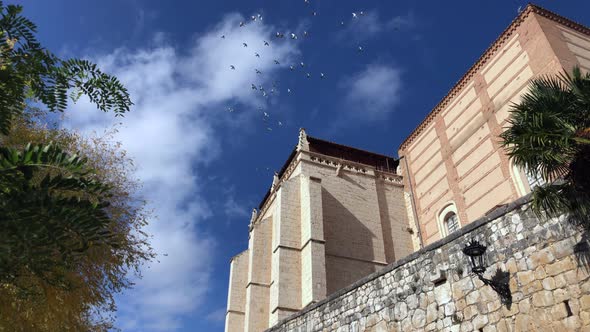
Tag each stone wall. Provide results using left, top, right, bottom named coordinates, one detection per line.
left=266, top=196, right=590, bottom=332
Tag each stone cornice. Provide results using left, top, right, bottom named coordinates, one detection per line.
left=226, top=310, right=245, bottom=316
left=375, top=170, right=404, bottom=186
left=325, top=253, right=388, bottom=267
left=271, top=306, right=300, bottom=314
left=398, top=4, right=590, bottom=152
left=250, top=150, right=402, bottom=229
left=272, top=239, right=326, bottom=254
left=246, top=281, right=270, bottom=289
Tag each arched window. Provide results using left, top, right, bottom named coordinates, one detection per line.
left=510, top=162, right=546, bottom=196
left=445, top=212, right=460, bottom=234
left=511, top=163, right=528, bottom=196
left=438, top=203, right=461, bottom=238
left=525, top=168, right=546, bottom=190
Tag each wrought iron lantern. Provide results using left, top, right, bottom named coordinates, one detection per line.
left=462, top=239, right=487, bottom=274
left=462, top=239, right=512, bottom=305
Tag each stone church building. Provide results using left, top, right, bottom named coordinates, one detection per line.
left=225, top=5, right=590, bottom=332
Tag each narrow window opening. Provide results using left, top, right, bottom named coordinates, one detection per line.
left=445, top=212, right=459, bottom=235
left=565, top=300, right=573, bottom=317
left=438, top=203, right=461, bottom=238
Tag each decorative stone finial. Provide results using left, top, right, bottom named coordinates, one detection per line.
left=250, top=208, right=258, bottom=225
left=271, top=172, right=280, bottom=191
left=335, top=164, right=342, bottom=176
left=297, top=128, right=310, bottom=151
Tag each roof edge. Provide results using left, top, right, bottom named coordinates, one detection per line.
left=307, top=135, right=397, bottom=161
left=398, top=4, right=590, bottom=151
left=257, top=133, right=399, bottom=211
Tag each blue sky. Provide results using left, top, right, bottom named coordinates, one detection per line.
left=14, top=1, right=590, bottom=331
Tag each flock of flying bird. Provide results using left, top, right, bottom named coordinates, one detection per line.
left=223, top=0, right=368, bottom=132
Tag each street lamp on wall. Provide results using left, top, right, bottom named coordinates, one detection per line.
left=462, top=239, right=512, bottom=305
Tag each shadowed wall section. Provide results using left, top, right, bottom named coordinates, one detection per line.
left=226, top=130, right=414, bottom=331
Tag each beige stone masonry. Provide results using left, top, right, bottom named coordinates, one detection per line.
left=270, top=177, right=302, bottom=326
left=299, top=175, right=327, bottom=307
left=228, top=132, right=412, bottom=331
left=226, top=251, right=249, bottom=332
left=245, top=217, right=272, bottom=332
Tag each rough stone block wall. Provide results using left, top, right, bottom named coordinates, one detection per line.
left=266, top=196, right=590, bottom=331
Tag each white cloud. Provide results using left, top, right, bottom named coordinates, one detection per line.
left=224, top=196, right=249, bottom=219
left=339, top=64, right=402, bottom=121
left=205, top=308, right=227, bottom=323
left=340, top=11, right=415, bottom=43
left=64, top=12, right=300, bottom=331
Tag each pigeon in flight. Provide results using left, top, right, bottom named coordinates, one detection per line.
left=300, top=62, right=305, bottom=67
left=276, top=32, right=285, bottom=38
left=340, top=21, right=345, bottom=26
left=240, top=21, right=245, bottom=27
left=274, top=59, right=280, bottom=65
left=290, top=65, right=295, bottom=71
left=352, top=12, right=358, bottom=18
left=264, top=40, right=270, bottom=46
left=290, top=33, right=298, bottom=40
left=251, top=84, right=257, bottom=90
left=304, top=0, right=310, bottom=3
left=255, top=69, right=262, bottom=74
left=287, top=88, right=291, bottom=93
left=255, top=53, right=260, bottom=57
left=278, top=121, right=283, bottom=126
left=320, top=72, right=325, bottom=79
left=306, top=73, right=311, bottom=78
left=221, top=35, right=225, bottom=39
left=358, top=46, right=364, bottom=52
left=243, top=43, right=248, bottom=47
left=263, top=112, right=270, bottom=118
left=227, top=107, right=234, bottom=113
left=251, top=15, right=257, bottom=21
left=230, top=65, right=235, bottom=70
left=312, top=11, right=317, bottom=16
left=303, top=31, right=309, bottom=37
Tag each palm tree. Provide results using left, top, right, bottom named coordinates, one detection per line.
left=500, top=66, right=590, bottom=228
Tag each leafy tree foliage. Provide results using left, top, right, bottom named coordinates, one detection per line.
left=0, top=2, right=153, bottom=330
left=501, top=66, right=590, bottom=226
left=0, top=2, right=131, bottom=135
left=0, top=120, right=153, bottom=331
